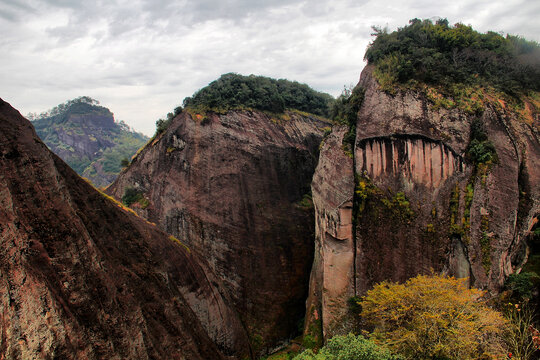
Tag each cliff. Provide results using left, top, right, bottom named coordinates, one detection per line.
left=0, top=98, right=250, bottom=359
left=32, top=97, right=148, bottom=187
left=107, top=109, right=329, bottom=354
left=306, top=66, right=540, bottom=339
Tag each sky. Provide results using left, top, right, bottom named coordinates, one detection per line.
left=1, top=0, right=539, bottom=136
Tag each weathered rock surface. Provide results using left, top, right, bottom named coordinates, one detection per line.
left=306, top=66, right=540, bottom=338
left=108, top=110, right=329, bottom=353
left=305, top=126, right=355, bottom=340
left=0, top=99, right=250, bottom=359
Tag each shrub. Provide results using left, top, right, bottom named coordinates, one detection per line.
left=294, top=333, right=400, bottom=360
left=505, top=272, right=540, bottom=301
left=360, top=274, right=508, bottom=359
left=121, top=187, right=149, bottom=208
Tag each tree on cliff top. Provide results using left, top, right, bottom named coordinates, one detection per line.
left=182, top=73, right=334, bottom=117
left=365, top=18, right=540, bottom=98
left=360, top=274, right=508, bottom=360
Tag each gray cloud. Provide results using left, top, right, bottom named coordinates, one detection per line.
left=1, top=0, right=539, bottom=135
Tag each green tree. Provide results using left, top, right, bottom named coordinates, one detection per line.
left=182, top=73, right=334, bottom=117
left=360, top=274, right=508, bottom=360
left=294, top=333, right=400, bottom=360
left=364, top=18, right=540, bottom=96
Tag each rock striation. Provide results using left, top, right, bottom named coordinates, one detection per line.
left=0, top=98, right=250, bottom=359
left=107, top=109, right=329, bottom=354
left=306, top=66, right=540, bottom=339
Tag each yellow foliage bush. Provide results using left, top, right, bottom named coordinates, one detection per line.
left=360, top=274, right=508, bottom=359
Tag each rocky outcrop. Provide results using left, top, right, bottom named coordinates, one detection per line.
left=33, top=99, right=148, bottom=187
left=306, top=66, right=540, bottom=338
left=107, top=110, right=329, bottom=354
left=0, top=99, right=250, bottom=359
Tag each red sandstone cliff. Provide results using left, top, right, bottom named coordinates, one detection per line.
left=107, top=109, right=329, bottom=354
left=306, top=66, right=540, bottom=339
left=0, top=98, right=250, bottom=359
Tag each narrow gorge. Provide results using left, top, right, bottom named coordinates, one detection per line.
left=107, top=108, right=330, bottom=355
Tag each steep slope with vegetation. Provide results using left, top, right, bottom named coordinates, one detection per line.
left=31, top=97, right=148, bottom=187
left=108, top=74, right=332, bottom=356
left=366, top=18, right=540, bottom=118
left=306, top=19, right=540, bottom=342
left=0, top=98, right=250, bottom=359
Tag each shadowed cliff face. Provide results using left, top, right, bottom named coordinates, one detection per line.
left=108, top=110, right=329, bottom=353
left=0, top=99, right=250, bottom=360
left=306, top=66, right=540, bottom=339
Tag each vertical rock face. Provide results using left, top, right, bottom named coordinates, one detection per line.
left=307, top=66, right=540, bottom=338
left=107, top=110, right=329, bottom=352
left=0, top=99, right=250, bottom=360
left=305, top=126, right=355, bottom=339
left=356, top=136, right=465, bottom=188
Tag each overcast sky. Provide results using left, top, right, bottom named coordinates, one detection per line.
left=1, top=0, right=539, bottom=136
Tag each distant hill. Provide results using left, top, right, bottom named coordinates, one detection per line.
left=31, top=97, right=148, bottom=187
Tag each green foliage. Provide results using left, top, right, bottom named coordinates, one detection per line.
left=302, top=334, right=318, bottom=350
left=365, top=18, right=540, bottom=96
left=294, top=334, right=399, bottom=360
left=355, top=175, right=381, bottom=213
left=121, top=187, right=149, bottom=209
left=505, top=272, right=540, bottom=301
left=466, top=118, right=498, bottom=183
left=31, top=96, right=105, bottom=120
left=466, top=119, right=497, bottom=165
left=361, top=274, right=508, bottom=359
left=182, top=73, right=334, bottom=117
left=380, top=192, right=414, bottom=223
left=330, top=86, right=364, bottom=153
left=355, top=176, right=414, bottom=224
left=467, top=139, right=497, bottom=164
left=297, top=193, right=314, bottom=209
left=121, top=158, right=130, bottom=167
left=263, top=350, right=299, bottom=360
left=154, top=110, right=179, bottom=136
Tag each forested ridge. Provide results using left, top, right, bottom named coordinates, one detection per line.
left=364, top=18, right=540, bottom=117
left=182, top=73, right=335, bottom=116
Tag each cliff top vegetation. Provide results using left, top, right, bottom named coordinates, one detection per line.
left=365, top=18, right=540, bottom=116
left=29, top=96, right=112, bottom=121
left=182, top=73, right=334, bottom=117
